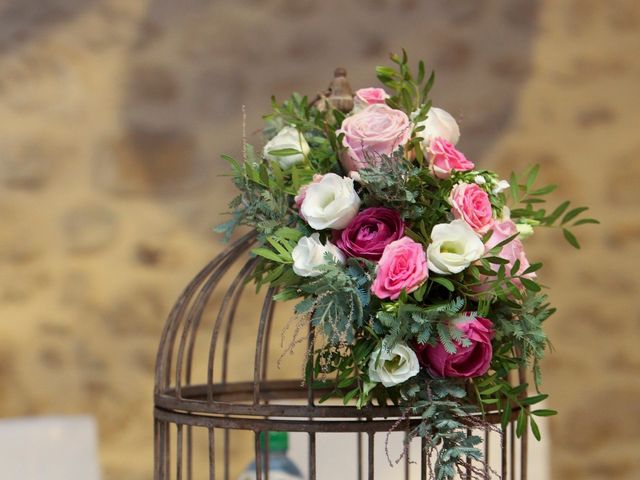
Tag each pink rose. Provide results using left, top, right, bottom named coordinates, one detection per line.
left=429, top=137, right=474, bottom=179
left=414, top=315, right=493, bottom=378
left=294, top=174, right=324, bottom=217
left=449, top=183, right=495, bottom=235
left=353, top=87, right=390, bottom=111
left=482, top=219, right=536, bottom=290
left=335, top=207, right=404, bottom=261
left=371, top=237, right=428, bottom=300
left=338, top=104, right=411, bottom=173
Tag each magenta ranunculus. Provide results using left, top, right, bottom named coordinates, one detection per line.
left=338, top=104, right=411, bottom=173
left=449, top=183, right=495, bottom=235
left=415, top=315, right=493, bottom=378
left=481, top=219, right=536, bottom=290
left=429, top=137, right=474, bottom=179
left=371, top=237, right=428, bottom=300
left=353, top=87, right=390, bottom=111
left=335, top=207, right=404, bottom=261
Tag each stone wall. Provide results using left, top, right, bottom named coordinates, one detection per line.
left=0, top=0, right=638, bottom=478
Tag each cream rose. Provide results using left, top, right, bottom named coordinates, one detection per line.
left=300, top=173, right=361, bottom=230
left=292, top=233, right=345, bottom=277
left=416, top=107, right=460, bottom=147
left=368, top=340, right=420, bottom=387
left=263, top=126, right=310, bottom=168
left=427, top=220, right=484, bottom=275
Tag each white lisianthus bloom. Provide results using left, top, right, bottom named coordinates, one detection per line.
left=415, top=106, right=460, bottom=147
left=515, top=223, right=534, bottom=240
left=300, top=173, right=361, bottom=230
left=474, top=175, right=486, bottom=185
left=427, top=220, right=485, bottom=275
left=368, top=341, right=420, bottom=388
left=292, top=233, right=345, bottom=277
left=492, top=179, right=510, bottom=195
left=263, top=126, right=310, bottom=168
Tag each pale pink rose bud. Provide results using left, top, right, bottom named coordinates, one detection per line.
left=429, top=137, right=474, bottom=179
left=353, top=87, right=390, bottom=112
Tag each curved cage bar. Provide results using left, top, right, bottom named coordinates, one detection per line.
left=154, top=231, right=530, bottom=480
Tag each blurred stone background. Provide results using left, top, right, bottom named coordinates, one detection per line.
left=0, top=0, right=638, bottom=478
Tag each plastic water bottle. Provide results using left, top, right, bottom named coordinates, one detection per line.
left=237, top=432, right=304, bottom=480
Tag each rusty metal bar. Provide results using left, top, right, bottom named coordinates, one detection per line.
left=465, top=427, right=472, bottom=480
left=308, top=432, right=317, bottom=480
left=510, top=421, right=515, bottom=480
left=484, top=428, right=490, bottom=478
left=187, top=426, right=193, bottom=480
left=165, top=421, right=171, bottom=478
left=404, top=432, right=410, bottom=480
left=208, top=428, right=215, bottom=480
left=368, top=432, right=375, bottom=480
left=264, top=433, right=270, bottom=480
left=420, top=436, right=426, bottom=480
left=224, top=429, right=230, bottom=480
left=253, top=288, right=276, bottom=405
left=177, top=424, right=183, bottom=480
left=254, top=431, right=263, bottom=480
left=501, top=426, right=507, bottom=479
left=357, top=433, right=363, bottom=480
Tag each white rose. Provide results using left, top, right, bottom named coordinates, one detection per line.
left=474, top=175, right=486, bottom=185
left=492, top=179, right=510, bottom=195
left=427, top=220, right=485, bottom=275
left=292, top=233, right=345, bottom=277
left=368, top=341, right=420, bottom=387
left=263, top=126, right=310, bottom=168
left=415, top=107, right=460, bottom=147
left=300, top=173, right=361, bottom=230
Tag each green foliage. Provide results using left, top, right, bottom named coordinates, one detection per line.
left=294, top=258, right=375, bottom=345
left=358, top=151, right=452, bottom=230
left=375, top=296, right=466, bottom=352
left=264, top=92, right=344, bottom=175
left=508, top=164, right=599, bottom=249
left=376, top=48, right=435, bottom=116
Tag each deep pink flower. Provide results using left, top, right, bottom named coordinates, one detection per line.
left=449, top=183, right=495, bottom=235
left=415, top=315, right=494, bottom=378
left=429, top=137, right=474, bottom=179
left=335, top=207, right=404, bottom=261
left=371, top=237, right=428, bottom=300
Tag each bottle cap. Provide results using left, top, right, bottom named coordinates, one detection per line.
left=260, top=431, right=288, bottom=452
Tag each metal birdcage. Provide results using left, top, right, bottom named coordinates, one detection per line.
left=153, top=230, right=530, bottom=480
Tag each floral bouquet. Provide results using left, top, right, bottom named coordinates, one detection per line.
left=216, top=51, right=597, bottom=479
